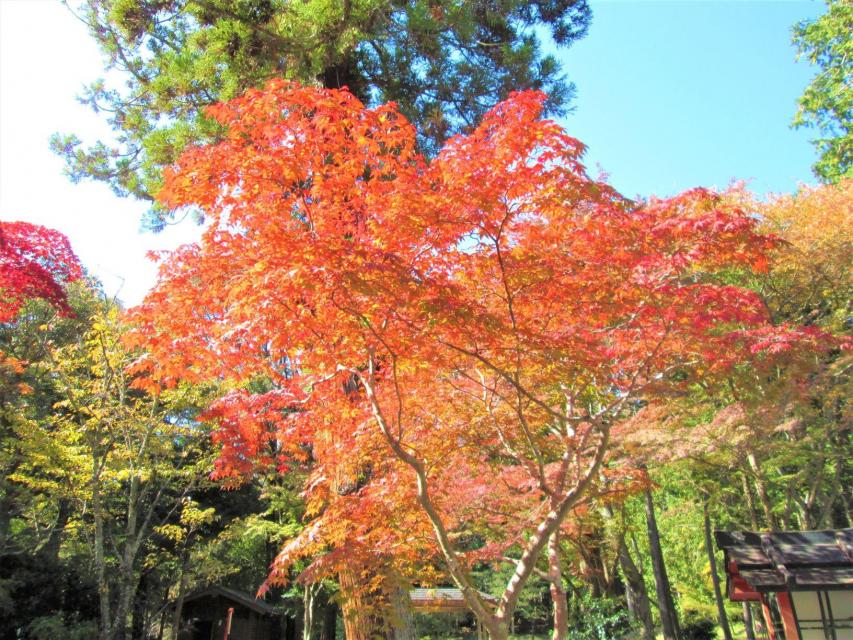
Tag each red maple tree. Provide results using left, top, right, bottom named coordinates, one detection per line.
left=0, top=220, right=82, bottom=322
left=128, top=81, right=827, bottom=639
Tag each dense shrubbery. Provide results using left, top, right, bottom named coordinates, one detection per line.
left=566, top=593, right=632, bottom=640
left=681, top=610, right=717, bottom=640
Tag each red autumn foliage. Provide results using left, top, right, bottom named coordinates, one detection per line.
left=0, top=220, right=82, bottom=322
left=127, top=81, right=829, bottom=638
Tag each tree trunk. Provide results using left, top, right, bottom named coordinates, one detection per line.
left=0, top=456, right=22, bottom=555
left=130, top=571, right=148, bottom=640
left=42, top=498, right=70, bottom=562
left=703, top=503, right=732, bottom=640
left=113, top=566, right=139, bottom=640
left=0, top=493, right=11, bottom=554
left=157, top=587, right=170, bottom=640
left=339, top=570, right=378, bottom=640
left=617, top=534, right=654, bottom=640
left=303, top=583, right=318, bottom=640
left=577, top=535, right=609, bottom=598
left=171, top=551, right=191, bottom=640
left=645, top=488, right=680, bottom=640
left=388, top=580, right=415, bottom=640
left=746, top=452, right=777, bottom=530
left=359, top=369, right=606, bottom=640
left=547, top=531, right=568, bottom=640
left=741, top=470, right=761, bottom=530
left=93, top=475, right=112, bottom=640
left=112, top=472, right=146, bottom=640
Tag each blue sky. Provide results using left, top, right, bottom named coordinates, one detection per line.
left=0, top=0, right=825, bottom=306
left=557, top=0, right=822, bottom=198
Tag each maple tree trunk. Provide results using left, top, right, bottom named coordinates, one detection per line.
left=645, top=488, right=680, bottom=640
left=360, top=373, right=508, bottom=636
left=817, top=467, right=842, bottom=528
left=746, top=451, right=778, bottom=530
left=703, top=503, right=733, bottom=640
left=547, top=532, right=568, bottom=640
left=782, top=483, right=798, bottom=529
left=157, top=587, right=170, bottom=640
left=112, top=473, right=145, bottom=640
left=741, top=471, right=761, bottom=530
left=600, top=502, right=648, bottom=630
left=360, top=362, right=607, bottom=640
left=0, top=443, right=16, bottom=555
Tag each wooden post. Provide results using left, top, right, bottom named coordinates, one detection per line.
left=703, top=503, right=733, bottom=640
left=760, top=596, right=777, bottom=640
left=224, top=607, right=234, bottom=640
left=775, top=593, right=800, bottom=640
left=743, top=602, right=756, bottom=640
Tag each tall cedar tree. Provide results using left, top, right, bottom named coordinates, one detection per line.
left=52, top=0, right=590, bottom=229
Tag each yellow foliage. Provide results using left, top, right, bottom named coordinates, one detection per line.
left=756, top=179, right=851, bottom=331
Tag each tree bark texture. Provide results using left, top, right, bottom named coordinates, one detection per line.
left=303, top=583, right=318, bottom=640
left=617, top=533, right=655, bottom=640
left=387, top=580, right=415, bottom=640
left=741, top=470, right=761, bottom=530
left=703, top=503, right=733, bottom=640
left=747, top=452, right=778, bottom=530
left=171, top=551, right=191, bottom=640
left=645, top=488, right=680, bottom=640
left=547, top=532, right=568, bottom=640
left=339, top=569, right=382, bottom=640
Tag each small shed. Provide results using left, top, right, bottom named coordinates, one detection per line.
left=179, top=585, right=282, bottom=640
left=410, top=587, right=498, bottom=639
left=715, top=528, right=853, bottom=640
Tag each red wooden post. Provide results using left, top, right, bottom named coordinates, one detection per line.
left=775, top=593, right=800, bottom=640
left=223, top=607, right=234, bottom=640
left=760, top=596, right=777, bottom=640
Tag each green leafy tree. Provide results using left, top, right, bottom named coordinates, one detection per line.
left=53, top=0, right=590, bottom=229
left=792, top=0, right=852, bottom=182
left=0, top=292, right=100, bottom=640
left=0, top=286, right=224, bottom=640
left=11, top=300, right=218, bottom=640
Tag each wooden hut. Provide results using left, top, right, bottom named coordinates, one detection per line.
left=715, top=529, right=853, bottom=640
left=409, top=587, right=498, bottom=639
left=179, top=585, right=282, bottom=640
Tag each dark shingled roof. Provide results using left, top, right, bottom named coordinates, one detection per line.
left=182, top=585, right=279, bottom=616
left=715, top=528, right=853, bottom=594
